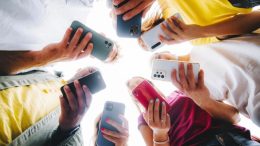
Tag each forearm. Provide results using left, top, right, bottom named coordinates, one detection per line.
left=196, top=96, right=240, bottom=124
left=0, top=47, right=53, bottom=75
left=202, top=11, right=260, bottom=37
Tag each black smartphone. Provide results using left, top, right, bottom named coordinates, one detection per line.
left=96, top=101, right=125, bottom=146
left=70, top=21, right=114, bottom=61
left=115, top=0, right=142, bottom=38
left=60, top=71, right=106, bottom=97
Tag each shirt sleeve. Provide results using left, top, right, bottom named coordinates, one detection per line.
left=157, top=0, right=178, bottom=19
left=138, top=114, right=148, bottom=129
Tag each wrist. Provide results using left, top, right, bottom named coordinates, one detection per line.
left=153, top=133, right=169, bottom=142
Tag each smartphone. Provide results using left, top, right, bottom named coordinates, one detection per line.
left=60, top=71, right=106, bottom=97
left=96, top=101, right=125, bottom=146
left=151, top=59, right=200, bottom=82
left=132, top=80, right=170, bottom=112
left=70, top=21, right=114, bottom=61
left=141, top=13, right=182, bottom=51
left=115, top=0, right=142, bottom=38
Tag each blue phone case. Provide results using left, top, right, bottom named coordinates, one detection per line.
left=96, top=101, right=125, bottom=146
left=70, top=21, right=114, bottom=61
left=115, top=0, right=142, bottom=38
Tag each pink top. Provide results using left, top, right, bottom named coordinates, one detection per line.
left=138, top=91, right=250, bottom=146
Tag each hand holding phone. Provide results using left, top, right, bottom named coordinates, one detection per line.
left=60, top=70, right=106, bottom=98
left=141, top=13, right=182, bottom=51
left=96, top=101, right=126, bottom=146
left=151, top=59, right=200, bottom=82
left=70, top=21, right=114, bottom=61
left=132, top=80, right=170, bottom=112
left=114, top=0, right=142, bottom=38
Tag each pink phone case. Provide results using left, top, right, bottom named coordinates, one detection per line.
left=132, top=80, right=170, bottom=112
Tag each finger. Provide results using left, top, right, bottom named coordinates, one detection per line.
left=159, top=35, right=178, bottom=45
left=68, top=28, right=83, bottom=50
left=115, top=1, right=142, bottom=16
left=61, top=28, right=73, bottom=47
left=123, top=2, right=150, bottom=21
left=119, top=115, right=129, bottom=129
left=101, top=128, right=128, bottom=139
left=171, top=69, right=182, bottom=89
left=166, top=114, right=171, bottom=128
left=173, top=16, right=186, bottom=30
left=59, top=95, right=70, bottom=114
left=64, top=85, right=78, bottom=112
left=148, top=100, right=154, bottom=125
left=113, top=0, right=124, bottom=5
left=77, top=43, right=93, bottom=59
left=103, top=134, right=117, bottom=143
left=154, top=98, right=160, bottom=124
left=179, top=63, right=189, bottom=90
left=82, top=85, right=92, bottom=108
left=198, top=70, right=205, bottom=88
left=187, top=63, right=196, bottom=89
left=74, top=80, right=86, bottom=114
left=161, top=101, right=167, bottom=127
left=106, top=118, right=128, bottom=134
left=166, top=18, right=183, bottom=36
left=161, top=23, right=181, bottom=41
left=75, top=32, right=92, bottom=53
left=142, top=112, right=149, bottom=124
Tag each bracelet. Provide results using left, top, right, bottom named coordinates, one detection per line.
left=153, top=136, right=170, bottom=145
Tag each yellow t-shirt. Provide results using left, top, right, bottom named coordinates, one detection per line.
left=0, top=80, right=65, bottom=145
left=158, top=0, right=252, bottom=45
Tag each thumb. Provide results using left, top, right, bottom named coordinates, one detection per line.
left=142, top=112, right=149, bottom=123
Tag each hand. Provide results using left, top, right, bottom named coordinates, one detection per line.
left=171, top=63, right=210, bottom=106
left=101, top=115, right=129, bottom=146
left=113, top=0, right=155, bottom=20
left=42, top=27, right=94, bottom=63
left=143, top=99, right=170, bottom=142
left=160, top=16, right=205, bottom=44
left=59, top=80, right=92, bottom=131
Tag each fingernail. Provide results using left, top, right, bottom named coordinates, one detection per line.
left=150, top=99, right=154, bottom=103
left=106, top=118, right=110, bottom=122
left=156, top=98, right=159, bottom=102
left=101, top=128, right=105, bottom=131
left=162, top=101, right=165, bottom=105
left=123, top=16, right=128, bottom=21
left=88, top=33, right=92, bottom=37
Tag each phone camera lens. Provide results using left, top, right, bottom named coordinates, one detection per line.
left=161, top=75, right=164, bottom=78
left=154, top=74, right=157, bottom=77
left=105, top=41, right=108, bottom=44
left=108, top=43, right=112, bottom=46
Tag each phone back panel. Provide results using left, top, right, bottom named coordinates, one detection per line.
left=60, top=71, right=106, bottom=97
left=115, top=0, right=142, bottom=38
left=141, top=21, right=166, bottom=51
left=132, top=80, right=170, bottom=111
left=70, top=21, right=114, bottom=61
left=96, top=101, right=125, bottom=146
left=152, top=59, right=200, bottom=82
left=141, top=13, right=182, bottom=51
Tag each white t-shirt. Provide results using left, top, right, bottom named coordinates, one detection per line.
left=0, top=0, right=95, bottom=51
left=191, top=35, right=260, bottom=123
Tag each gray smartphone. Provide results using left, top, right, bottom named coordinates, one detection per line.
left=114, top=0, right=142, bottom=38
left=96, top=101, right=125, bottom=146
left=70, top=21, right=114, bottom=61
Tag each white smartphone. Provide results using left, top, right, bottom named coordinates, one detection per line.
left=141, top=13, right=182, bottom=51
left=151, top=59, right=200, bottom=82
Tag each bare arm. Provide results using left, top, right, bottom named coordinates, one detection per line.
left=203, top=11, right=260, bottom=37
left=171, top=63, right=240, bottom=124
left=0, top=28, right=93, bottom=75
left=139, top=125, right=153, bottom=146
left=160, top=11, right=260, bottom=44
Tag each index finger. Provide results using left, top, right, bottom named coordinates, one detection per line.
left=106, top=118, right=128, bottom=134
